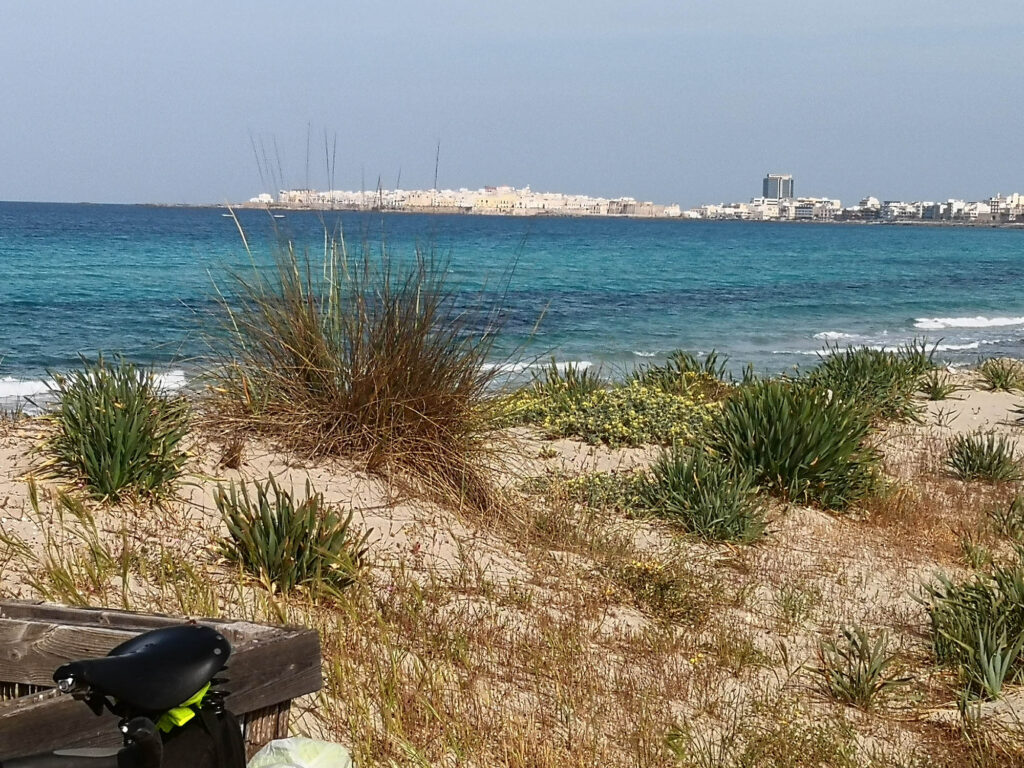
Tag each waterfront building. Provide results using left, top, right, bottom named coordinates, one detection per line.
left=763, top=173, right=794, bottom=200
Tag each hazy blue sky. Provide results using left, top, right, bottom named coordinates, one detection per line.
left=2, top=1, right=1021, bottom=206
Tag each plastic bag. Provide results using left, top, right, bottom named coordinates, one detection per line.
left=247, top=737, right=354, bottom=768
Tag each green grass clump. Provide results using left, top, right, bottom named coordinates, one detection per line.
left=946, top=433, right=1021, bottom=482
left=812, top=626, right=907, bottom=709
left=707, top=379, right=880, bottom=510
left=642, top=447, right=766, bottom=543
left=42, top=356, right=189, bottom=501
left=919, top=370, right=959, bottom=400
left=217, top=475, right=368, bottom=597
left=503, top=378, right=718, bottom=447
left=978, top=358, right=1024, bottom=392
left=923, top=561, right=1024, bottom=699
left=206, top=238, right=502, bottom=513
left=806, top=341, right=934, bottom=423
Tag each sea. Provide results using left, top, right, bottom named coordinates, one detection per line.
left=1, top=201, right=1023, bottom=409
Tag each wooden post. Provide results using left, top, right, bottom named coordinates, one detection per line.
left=244, top=701, right=292, bottom=760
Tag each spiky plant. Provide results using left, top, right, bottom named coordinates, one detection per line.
left=946, top=433, right=1021, bottom=482
left=919, top=370, right=959, bottom=401
left=642, top=447, right=766, bottom=543
left=217, top=475, right=369, bottom=597
left=41, top=355, right=189, bottom=500
left=978, top=358, right=1024, bottom=393
left=922, top=561, right=1024, bottom=699
left=812, top=625, right=908, bottom=709
left=707, top=379, right=880, bottom=510
left=807, top=341, right=934, bottom=423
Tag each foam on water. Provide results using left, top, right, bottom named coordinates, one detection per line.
left=632, top=350, right=658, bottom=357
left=481, top=360, right=592, bottom=375
left=813, top=331, right=858, bottom=341
left=0, top=376, right=53, bottom=399
left=914, top=316, right=1024, bottom=330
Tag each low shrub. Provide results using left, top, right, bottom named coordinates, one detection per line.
left=812, top=625, right=907, bottom=709
left=946, top=433, right=1021, bottom=482
left=978, top=358, right=1024, bottom=392
left=217, top=475, right=369, bottom=597
left=559, top=470, right=649, bottom=512
left=707, top=379, right=880, bottom=510
left=806, top=341, right=933, bottom=423
left=641, top=447, right=766, bottom=543
left=41, top=355, right=189, bottom=500
left=502, top=379, right=718, bottom=446
left=919, top=370, right=959, bottom=401
left=922, top=561, right=1024, bottom=698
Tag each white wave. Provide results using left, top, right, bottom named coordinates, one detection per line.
left=632, top=350, right=657, bottom=358
left=933, top=342, right=980, bottom=351
left=813, top=331, right=857, bottom=341
left=914, top=315, right=1024, bottom=330
left=0, top=376, right=53, bottom=399
left=152, top=369, right=188, bottom=392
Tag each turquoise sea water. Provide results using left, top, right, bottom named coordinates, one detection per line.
left=1, top=201, right=1023, bottom=404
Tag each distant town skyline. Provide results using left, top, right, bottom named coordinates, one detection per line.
left=1, top=2, right=1021, bottom=206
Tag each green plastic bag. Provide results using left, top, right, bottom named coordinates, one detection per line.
left=247, top=737, right=353, bottom=768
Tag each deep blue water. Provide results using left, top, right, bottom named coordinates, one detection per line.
left=1, top=201, right=1023, bottom=402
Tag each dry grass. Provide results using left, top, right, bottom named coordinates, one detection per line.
left=203, top=232, right=508, bottom=515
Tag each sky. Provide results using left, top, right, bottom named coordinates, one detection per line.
left=1, top=1, right=1021, bottom=207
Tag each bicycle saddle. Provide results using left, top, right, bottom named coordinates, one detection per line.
left=53, top=624, right=231, bottom=714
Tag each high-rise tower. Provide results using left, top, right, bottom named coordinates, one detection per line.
left=763, top=173, right=794, bottom=199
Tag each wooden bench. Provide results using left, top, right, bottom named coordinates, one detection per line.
left=0, top=601, right=322, bottom=760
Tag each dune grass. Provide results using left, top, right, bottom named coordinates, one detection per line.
left=205, top=236, right=505, bottom=513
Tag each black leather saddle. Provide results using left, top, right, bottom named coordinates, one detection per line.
left=53, top=624, right=231, bottom=714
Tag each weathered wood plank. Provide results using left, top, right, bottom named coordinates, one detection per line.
left=0, top=621, right=135, bottom=687
left=0, top=601, right=278, bottom=641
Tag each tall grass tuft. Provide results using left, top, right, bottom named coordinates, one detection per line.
left=642, top=447, right=766, bottom=543
left=946, top=433, right=1021, bottom=482
left=807, top=341, right=934, bottom=423
left=206, top=236, right=504, bottom=513
left=708, top=379, right=880, bottom=510
left=41, top=355, right=189, bottom=501
left=217, top=475, right=368, bottom=597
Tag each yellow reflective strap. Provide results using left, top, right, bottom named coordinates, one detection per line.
left=154, top=683, right=211, bottom=733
